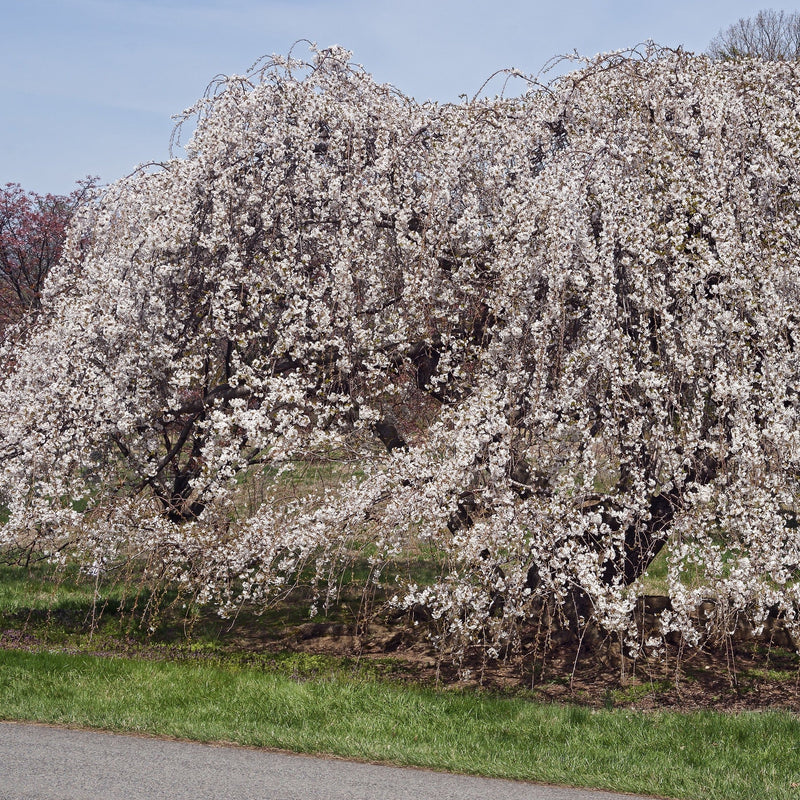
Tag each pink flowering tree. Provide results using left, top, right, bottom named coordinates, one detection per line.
left=0, top=179, right=96, bottom=331
left=2, top=46, right=800, bottom=661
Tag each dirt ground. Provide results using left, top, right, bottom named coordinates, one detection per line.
left=273, top=614, right=800, bottom=713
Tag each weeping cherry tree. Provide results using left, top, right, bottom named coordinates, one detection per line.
left=2, top=45, right=800, bottom=661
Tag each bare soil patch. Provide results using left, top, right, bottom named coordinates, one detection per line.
left=275, top=614, right=800, bottom=713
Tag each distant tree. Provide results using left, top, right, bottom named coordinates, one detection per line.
left=0, top=179, right=96, bottom=331
left=708, top=8, right=800, bottom=60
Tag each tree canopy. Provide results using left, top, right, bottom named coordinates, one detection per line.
left=2, top=46, right=800, bottom=660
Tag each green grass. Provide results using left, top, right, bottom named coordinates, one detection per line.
left=640, top=548, right=669, bottom=595
left=0, top=562, right=116, bottom=615
left=0, top=561, right=155, bottom=643
left=1, top=649, right=799, bottom=800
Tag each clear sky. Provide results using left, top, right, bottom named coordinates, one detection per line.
left=0, top=0, right=792, bottom=195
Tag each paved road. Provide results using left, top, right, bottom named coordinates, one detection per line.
left=0, top=721, right=661, bottom=800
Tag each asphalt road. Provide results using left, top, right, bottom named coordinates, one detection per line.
left=0, top=721, right=660, bottom=800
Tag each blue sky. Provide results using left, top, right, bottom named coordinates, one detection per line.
left=0, top=0, right=791, bottom=195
